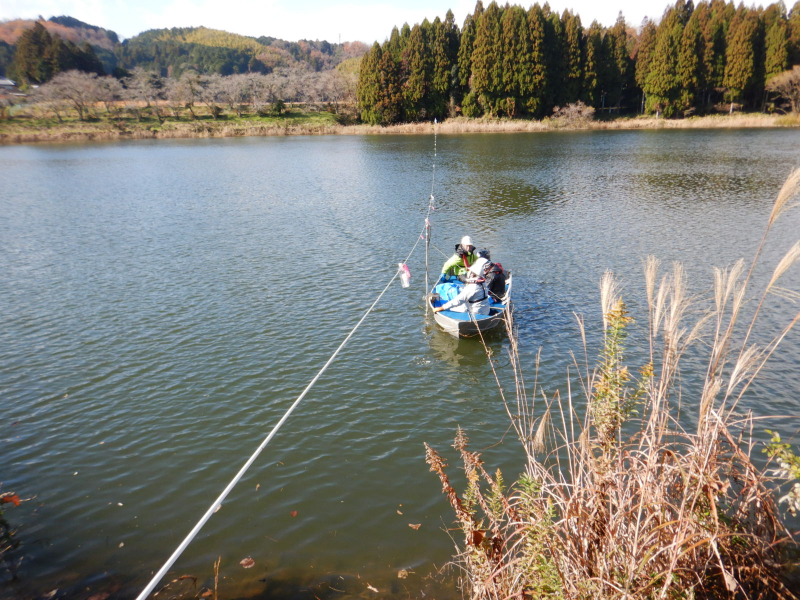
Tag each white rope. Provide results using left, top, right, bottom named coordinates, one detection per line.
left=138, top=121, right=442, bottom=600
left=135, top=267, right=406, bottom=600
left=431, top=242, right=448, bottom=258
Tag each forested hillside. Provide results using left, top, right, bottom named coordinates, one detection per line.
left=117, top=27, right=366, bottom=77
left=0, top=16, right=119, bottom=76
left=0, top=18, right=367, bottom=83
left=357, top=0, right=800, bottom=123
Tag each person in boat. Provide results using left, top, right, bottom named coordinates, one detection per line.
left=440, top=235, right=477, bottom=282
left=477, top=249, right=507, bottom=303
left=433, top=258, right=492, bottom=315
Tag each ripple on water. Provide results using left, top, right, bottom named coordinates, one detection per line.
left=1, top=131, right=800, bottom=598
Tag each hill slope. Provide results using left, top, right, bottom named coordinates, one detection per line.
left=0, top=18, right=367, bottom=80
left=119, top=26, right=367, bottom=76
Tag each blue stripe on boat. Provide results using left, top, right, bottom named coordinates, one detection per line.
left=440, top=305, right=505, bottom=320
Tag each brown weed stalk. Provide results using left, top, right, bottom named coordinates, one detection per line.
left=426, top=168, right=800, bottom=599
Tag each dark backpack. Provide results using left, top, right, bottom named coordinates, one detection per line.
left=488, top=262, right=504, bottom=274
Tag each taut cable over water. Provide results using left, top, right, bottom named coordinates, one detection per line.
left=135, top=123, right=441, bottom=600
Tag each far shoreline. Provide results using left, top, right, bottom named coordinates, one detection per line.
left=1, top=113, right=798, bottom=145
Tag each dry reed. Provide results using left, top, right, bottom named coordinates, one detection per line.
left=3, top=113, right=799, bottom=146
left=426, top=169, right=800, bottom=599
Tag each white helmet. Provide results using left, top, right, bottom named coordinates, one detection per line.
left=461, top=235, right=474, bottom=250
left=468, top=257, right=489, bottom=279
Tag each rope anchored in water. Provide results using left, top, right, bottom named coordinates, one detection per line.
left=136, top=259, right=414, bottom=600
left=137, top=122, right=443, bottom=600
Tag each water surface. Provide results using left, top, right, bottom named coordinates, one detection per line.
left=1, top=129, right=800, bottom=599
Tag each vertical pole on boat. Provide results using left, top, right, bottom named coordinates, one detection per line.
left=425, top=214, right=430, bottom=310
left=426, top=117, right=437, bottom=313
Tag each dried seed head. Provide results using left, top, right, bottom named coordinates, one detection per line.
left=600, top=270, right=620, bottom=330
left=643, top=255, right=660, bottom=310
left=533, top=409, right=551, bottom=454
left=767, top=242, right=800, bottom=292
left=454, top=427, right=469, bottom=452
left=727, top=344, right=762, bottom=395
left=769, top=167, right=800, bottom=226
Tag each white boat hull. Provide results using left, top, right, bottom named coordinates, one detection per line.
left=428, top=273, right=512, bottom=338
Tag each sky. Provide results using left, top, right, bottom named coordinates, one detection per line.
left=0, top=0, right=764, bottom=43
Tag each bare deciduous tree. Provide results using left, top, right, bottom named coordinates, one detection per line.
left=96, top=76, right=124, bottom=119
left=197, top=74, right=223, bottom=119
left=178, top=71, right=202, bottom=119
left=766, top=66, right=800, bottom=114
left=32, top=82, right=69, bottom=122
left=123, top=67, right=152, bottom=122
left=27, top=66, right=359, bottom=124
left=164, top=77, right=186, bottom=119
left=245, top=73, right=268, bottom=115
left=218, top=73, right=248, bottom=117
left=48, top=70, right=99, bottom=121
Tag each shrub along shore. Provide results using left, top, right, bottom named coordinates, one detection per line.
left=1, top=110, right=799, bottom=144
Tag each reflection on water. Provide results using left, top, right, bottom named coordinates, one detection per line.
left=1, top=130, right=800, bottom=599
left=425, top=318, right=507, bottom=368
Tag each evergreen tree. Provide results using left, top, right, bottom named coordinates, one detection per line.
left=675, top=0, right=695, bottom=26
left=11, top=21, right=54, bottom=84
left=724, top=7, right=759, bottom=104
left=400, top=23, right=412, bottom=47
left=471, top=1, right=504, bottom=115
left=635, top=19, right=658, bottom=101
left=377, top=47, right=405, bottom=123
left=677, top=10, right=703, bottom=110
left=361, top=0, right=798, bottom=124
left=644, top=7, right=683, bottom=115
left=765, top=16, right=789, bottom=80
left=387, top=26, right=403, bottom=59
left=581, top=21, right=603, bottom=107
left=789, top=1, right=800, bottom=64
left=357, top=43, right=382, bottom=124
left=522, top=4, right=548, bottom=116
left=49, top=37, right=77, bottom=74
left=403, top=23, right=430, bottom=120
left=501, top=6, right=526, bottom=115
left=429, top=16, right=452, bottom=118
left=444, top=9, right=460, bottom=71
left=562, top=10, right=583, bottom=103
left=763, top=2, right=786, bottom=29
left=693, top=2, right=713, bottom=106
left=704, top=0, right=729, bottom=91
left=604, top=13, right=634, bottom=110
left=543, top=10, right=566, bottom=110
left=457, top=13, right=477, bottom=99
left=76, top=42, right=105, bottom=75
left=443, top=9, right=460, bottom=107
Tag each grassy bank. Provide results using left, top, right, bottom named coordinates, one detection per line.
left=1, top=110, right=799, bottom=144
left=0, top=108, right=345, bottom=144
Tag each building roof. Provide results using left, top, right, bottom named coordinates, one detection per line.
left=0, top=77, right=17, bottom=87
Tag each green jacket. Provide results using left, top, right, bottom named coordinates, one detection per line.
left=442, top=251, right=477, bottom=277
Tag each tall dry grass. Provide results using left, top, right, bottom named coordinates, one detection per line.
left=346, top=113, right=800, bottom=136
left=4, top=112, right=798, bottom=145
left=425, top=169, right=800, bottom=599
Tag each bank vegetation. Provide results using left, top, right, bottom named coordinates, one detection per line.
left=357, top=0, right=800, bottom=124
left=426, top=170, right=800, bottom=599
left=2, top=88, right=799, bottom=145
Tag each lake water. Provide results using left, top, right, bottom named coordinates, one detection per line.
left=2, top=129, right=800, bottom=600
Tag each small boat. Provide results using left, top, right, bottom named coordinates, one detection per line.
left=427, top=273, right=512, bottom=338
